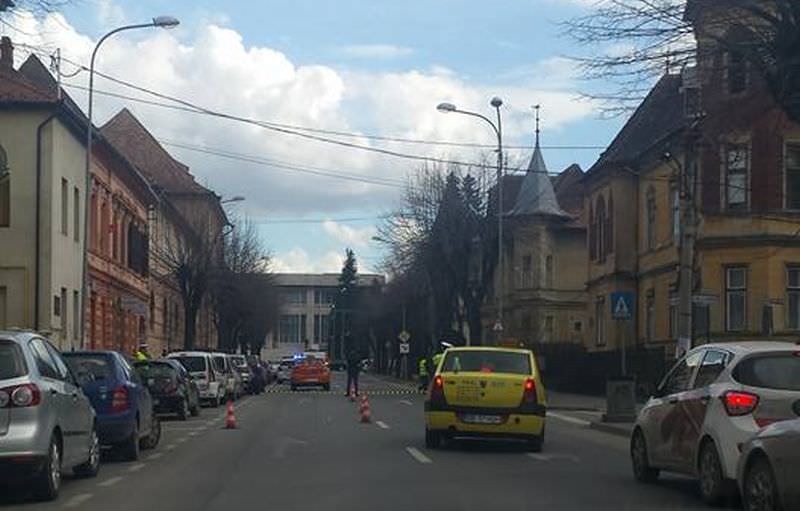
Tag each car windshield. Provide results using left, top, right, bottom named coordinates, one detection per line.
left=0, top=340, right=27, bottom=379
left=213, top=356, right=226, bottom=371
left=441, top=350, right=531, bottom=375
left=63, top=354, right=114, bottom=381
left=174, top=356, right=207, bottom=373
left=231, top=356, right=246, bottom=367
left=135, top=362, right=176, bottom=380
left=732, top=353, right=800, bottom=391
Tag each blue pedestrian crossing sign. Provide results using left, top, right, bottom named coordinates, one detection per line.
left=611, top=292, right=634, bottom=320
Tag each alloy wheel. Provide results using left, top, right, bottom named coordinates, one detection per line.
left=49, top=441, right=61, bottom=491
left=745, top=460, right=777, bottom=511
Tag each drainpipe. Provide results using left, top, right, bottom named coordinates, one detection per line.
left=35, top=112, right=57, bottom=330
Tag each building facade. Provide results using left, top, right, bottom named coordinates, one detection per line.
left=0, top=44, right=87, bottom=350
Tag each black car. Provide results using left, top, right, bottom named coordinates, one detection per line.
left=134, top=359, right=200, bottom=420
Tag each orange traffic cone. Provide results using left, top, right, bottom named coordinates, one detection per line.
left=224, top=399, right=237, bottom=429
left=359, top=394, right=371, bottom=423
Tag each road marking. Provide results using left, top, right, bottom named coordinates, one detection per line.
left=405, top=447, right=432, bottom=464
left=188, top=431, right=199, bottom=436
left=527, top=453, right=553, bottom=461
left=548, top=412, right=591, bottom=426
left=166, top=444, right=176, bottom=451
left=147, top=452, right=163, bottom=460
left=97, top=476, right=123, bottom=488
left=526, top=452, right=581, bottom=463
left=399, top=400, right=413, bottom=406
left=64, top=493, right=93, bottom=508
left=375, top=420, right=390, bottom=429
left=128, top=463, right=146, bottom=473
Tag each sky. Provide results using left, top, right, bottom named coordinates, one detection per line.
left=1, top=0, right=627, bottom=274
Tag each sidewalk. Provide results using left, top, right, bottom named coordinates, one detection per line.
left=548, top=390, right=636, bottom=438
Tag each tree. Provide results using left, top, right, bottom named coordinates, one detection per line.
left=564, top=0, right=800, bottom=121
left=333, top=249, right=358, bottom=356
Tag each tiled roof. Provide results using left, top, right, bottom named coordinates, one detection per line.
left=0, top=50, right=56, bottom=104
left=101, top=108, right=207, bottom=194
left=588, top=74, right=684, bottom=174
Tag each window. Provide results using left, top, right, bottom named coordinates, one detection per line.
left=73, top=187, right=80, bottom=242
left=787, top=267, right=800, bottom=330
left=588, top=203, right=595, bottom=260
left=543, top=315, right=554, bottom=343
left=112, top=211, right=118, bottom=260
left=646, top=187, right=656, bottom=250
left=283, top=289, right=306, bottom=305
left=607, top=193, right=614, bottom=254
left=90, top=193, right=97, bottom=250
left=313, top=314, right=330, bottom=344
left=53, top=294, right=61, bottom=317
left=669, top=292, right=679, bottom=339
left=44, top=341, right=72, bottom=382
left=645, top=290, right=655, bottom=342
left=660, top=351, right=702, bottom=395
left=521, top=254, right=533, bottom=288
left=595, top=296, right=606, bottom=347
left=61, top=288, right=68, bottom=341
left=100, top=201, right=109, bottom=255
left=544, top=255, right=554, bottom=288
left=314, top=289, right=335, bottom=305
left=785, top=144, right=800, bottom=209
left=29, top=338, right=59, bottom=379
left=0, top=144, right=8, bottom=227
left=726, top=267, right=747, bottom=331
left=61, top=178, right=68, bottom=235
left=279, top=314, right=306, bottom=343
left=727, top=50, right=747, bottom=94
left=725, top=145, right=748, bottom=209
left=72, top=290, right=79, bottom=343
left=595, top=196, right=607, bottom=262
left=693, top=350, right=729, bottom=388
left=671, top=184, right=680, bottom=243
left=732, top=353, right=800, bottom=391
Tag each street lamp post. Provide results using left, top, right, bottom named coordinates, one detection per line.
left=80, top=16, right=179, bottom=348
left=437, top=97, right=505, bottom=340
left=221, top=195, right=246, bottom=205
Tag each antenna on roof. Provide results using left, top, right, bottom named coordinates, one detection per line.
left=532, top=104, right=541, bottom=148
left=49, top=48, right=62, bottom=100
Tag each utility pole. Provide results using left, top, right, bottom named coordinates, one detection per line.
left=676, top=116, right=702, bottom=358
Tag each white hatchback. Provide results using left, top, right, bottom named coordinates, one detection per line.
left=631, top=342, right=800, bottom=505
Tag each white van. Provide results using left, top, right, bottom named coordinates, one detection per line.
left=168, top=352, right=225, bottom=407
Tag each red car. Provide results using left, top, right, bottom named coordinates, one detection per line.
left=290, top=355, right=331, bottom=391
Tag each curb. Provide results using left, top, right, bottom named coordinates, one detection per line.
left=589, top=421, right=633, bottom=438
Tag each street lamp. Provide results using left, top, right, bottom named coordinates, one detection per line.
left=80, top=16, right=180, bottom=348
left=221, top=195, right=246, bottom=205
left=436, top=97, right=505, bottom=338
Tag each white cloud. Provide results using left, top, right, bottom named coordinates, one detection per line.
left=321, top=220, right=375, bottom=248
left=270, top=247, right=344, bottom=273
left=338, top=44, right=414, bottom=59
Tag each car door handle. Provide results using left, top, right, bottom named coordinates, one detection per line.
left=50, top=389, right=58, bottom=396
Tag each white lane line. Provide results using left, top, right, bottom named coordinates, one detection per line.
left=526, top=452, right=581, bottom=463
left=375, top=420, right=390, bottom=430
left=399, top=400, right=413, bottom=406
left=177, top=437, right=187, bottom=443
left=166, top=444, right=176, bottom=451
left=128, top=463, right=146, bottom=473
left=147, top=452, right=164, bottom=460
left=97, top=476, right=123, bottom=488
left=526, top=453, right=553, bottom=461
left=548, top=411, right=591, bottom=427
left=188, top=431, right=199, bottom=437
left=64, top=493, right=93, bottom=508
left=405, top=447, right=432, bottom=464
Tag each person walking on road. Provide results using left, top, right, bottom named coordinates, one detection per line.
left=345, top=347, right=362, bottom=397
left=418, top=357, right=428, bottom=391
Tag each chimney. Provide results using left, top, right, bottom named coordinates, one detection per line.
left=0, top=37, right=13, bottom=70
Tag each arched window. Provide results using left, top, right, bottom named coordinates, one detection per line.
left=588, top=202, right=595, bottom=260
left=607, top=192, right=614, bottom=255
left=596, top=196, right=606, bottom=263
left=100, top=200, right=109, bottom=256
left=646, top=187, right=656, bottom=250
left=0, top=144, right=9, bottom=227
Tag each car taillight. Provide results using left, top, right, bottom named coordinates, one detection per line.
left=522, top=378, right=537, bottom=403
left=430, top=375, right=446, bottom=405
left=112, top=386, right=129, bottom=412
left=722, top=391, right=759, bottom=416
left=0, top=384, right=41, bottom=408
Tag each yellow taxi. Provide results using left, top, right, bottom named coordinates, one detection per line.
left=424, top=346, right=547, bottom=451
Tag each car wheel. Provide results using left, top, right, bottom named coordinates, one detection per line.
left=120, top=422, right=140, bottom=461
left=32, top=435, right=61, bottom=501
left=73, top=427, right=101, bottom=478
left=178, top=398, right=189, bottom=421
left=141, top=416, right=161, bottom=450
left=743, top=457, right=780, bottom=511
left=425, top=428, right=441, bottom=449
left=631, top=430, right=660, bottom=483
left=190, top=400, right=201, bottom=417
left=699, top=440, right=728, bottom=506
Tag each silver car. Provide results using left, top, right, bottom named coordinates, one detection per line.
left=0, top=330, right=100, bottom=501
left=737, top=418, right=800, bottom=511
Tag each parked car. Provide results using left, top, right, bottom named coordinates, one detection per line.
left=0, top=331, right=100, bottom=501
left=267, top=360, right=280, bottom=382
left=630, top=342, right=800, bottom=505
left=212, top=353, right=242, bottom=400
left=63, top=351, right=160, bottom=462
left=229, top=355, right=253, bottom=393
left=737, top=418, right=800, bottom=511
left=424, top=346, right=546, bottom=451
left=290, top=354, right=331, bottom=391
left=133, top=359, right=200, bottom=420
left=168, top=351, right=225, bottom=407
left=276, top=358, right=295, bottom=384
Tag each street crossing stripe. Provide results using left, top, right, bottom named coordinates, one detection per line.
left=376, top=420, right=390, bottom=429
left=406, top=447, right=432, bottom=464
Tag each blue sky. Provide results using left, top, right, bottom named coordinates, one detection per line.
left=10, top=0, right=628, bottom=273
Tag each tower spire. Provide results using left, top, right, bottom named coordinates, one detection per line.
left=533, top=104, right=541, bottom=148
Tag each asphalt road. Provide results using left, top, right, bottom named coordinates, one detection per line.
left=1, top=373, right=730, bottom=511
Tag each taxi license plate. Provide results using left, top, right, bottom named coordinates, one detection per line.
left=460, top=414, right=503, bottom=425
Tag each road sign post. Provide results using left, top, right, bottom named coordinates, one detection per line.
left=610, top=291, right=634, bottom=377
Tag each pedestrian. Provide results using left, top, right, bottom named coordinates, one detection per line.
left=134, top=344, right=149, bottom=361
left=418, top=357, right=428, bottom=391
left=161, top=348, right=168, bottom=358
left=345, top=346, right=362, bottom=397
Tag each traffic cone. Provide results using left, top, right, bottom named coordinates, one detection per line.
left=224, top=399, right=237, bottom=429
left=359, top=394, right=371, bottom=423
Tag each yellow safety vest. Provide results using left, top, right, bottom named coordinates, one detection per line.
left=418, top=358, right=428, bottom=377
left=432, top=353, right=443, bottom=370
left=135, top=351, right=148, bottom=361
